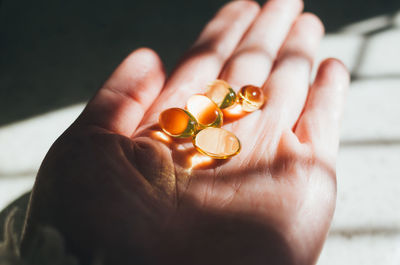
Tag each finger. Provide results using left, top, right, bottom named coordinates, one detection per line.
left=295, top=58, right=350, bottom=161
left=138, top=1, right=260, bottom=130
left=76, top=48, right=166, bottom=136
left=220, top=0, right=303, bottom=88
left=262, top=13, right=324, bottom=130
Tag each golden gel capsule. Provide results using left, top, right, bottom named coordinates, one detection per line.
left=159, top=108, right=197, bottom=137
left=238, top=85, right=265, bottom=112
left=186, top=94, right=223, bottom=128
left=205, top=79, right=236, bottom=109
left=193, top=127, right=241, bottom=159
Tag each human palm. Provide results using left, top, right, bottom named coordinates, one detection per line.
left=22, top=1, right=349, bottom=265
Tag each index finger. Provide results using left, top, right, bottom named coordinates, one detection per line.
left=136, top=1, right=260, bottom=133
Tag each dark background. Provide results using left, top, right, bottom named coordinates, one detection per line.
left=1, top=0, right=399, bottom=125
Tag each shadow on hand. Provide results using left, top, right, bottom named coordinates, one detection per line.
left=17, top=129, right=336, bottom=265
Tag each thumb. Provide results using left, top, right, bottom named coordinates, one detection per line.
left=76, top=48, right=166, bottom=136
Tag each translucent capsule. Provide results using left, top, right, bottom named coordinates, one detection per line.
left=186, top=94, right=223, bottom=128
left=205, top=79, right=236, bottom=109
left=193, top=127, right=241, bottom=159
left=238, top=85, right=265, bottom=112
left=159, top=108, right=197, bottom=137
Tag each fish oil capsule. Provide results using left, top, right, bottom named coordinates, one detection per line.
left=186, top=94, right=223, bottom=128
left=193, top=127, right=241, bottom=159
left=159, top=108, right=197, bottom=137
left=205, top=79, right=236, bottom=109
left=238, top=85, right=265, bottom=112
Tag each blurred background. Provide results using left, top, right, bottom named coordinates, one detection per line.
left=1, top=0, right=400, bottom=263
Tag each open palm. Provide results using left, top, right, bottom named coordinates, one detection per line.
left=22, top=1, right=349, bottom=265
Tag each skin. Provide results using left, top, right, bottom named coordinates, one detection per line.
left=21, top=0, right=350, bottom=264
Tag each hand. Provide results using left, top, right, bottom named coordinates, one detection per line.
left=22, top=1, right=350, bottom=264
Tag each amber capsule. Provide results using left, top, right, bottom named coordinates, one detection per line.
left=159, top=108, right=197, bottom=137
left=205, top=79, right=236, bottom=109
left=193, top=127, right=241, bottom=159
left=186, top=94, right=223, bottom=128
left=238, top=85, right=265, bottom=112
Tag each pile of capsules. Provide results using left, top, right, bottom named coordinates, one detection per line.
left=158, top=80, right=265, bottom=159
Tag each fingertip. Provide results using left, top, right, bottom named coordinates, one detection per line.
left=225, top=0, right=261, bottom=14
left=320, top=58, right=349, bottom=78
left=275, top=12, right=324, bottom=64
left=296, top=12, right=325, bottom=36
left=263, top=0, right=304, bottom=14
left=212, top=1, right=260, bottom=25
left=122, top=47, right=166, bottom=77
left=290, top=0, right=304, bottom=14
left=316, top=58, right=350, bottom=88
left=298, top=0, right=305, bottom=12
left=106, top=47, right=166, bottom=96
left=239, top=0, right=261, bottom=11
left=192, top=0, right=260, bottom=56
